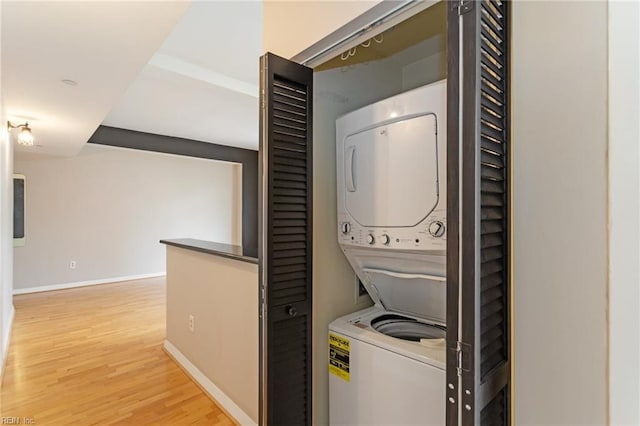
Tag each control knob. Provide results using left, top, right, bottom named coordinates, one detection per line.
left=367, top=234, right=375, bottom=245
left=381, top=234, right=390, bottom=245
left=341, top=222, right=351, bottom=234
left=429, top=221, right=446, bottom=238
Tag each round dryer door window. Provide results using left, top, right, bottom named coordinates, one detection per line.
left=371, top=314, right=445, bottom=342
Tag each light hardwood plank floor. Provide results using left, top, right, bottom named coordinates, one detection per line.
left=1, top=277, right=235, bottom=425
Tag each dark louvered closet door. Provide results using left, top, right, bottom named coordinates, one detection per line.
left=259, top=52, right=313, bottom=426
left=446, top=1, right=511, bottom=425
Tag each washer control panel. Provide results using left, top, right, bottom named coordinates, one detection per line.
left=338, top=209, right=446, bottom=251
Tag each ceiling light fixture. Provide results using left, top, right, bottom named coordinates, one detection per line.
left=7, top=121, right=35, bottom=146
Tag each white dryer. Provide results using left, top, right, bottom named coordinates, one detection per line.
left=329, top=80, right=447, bottom=425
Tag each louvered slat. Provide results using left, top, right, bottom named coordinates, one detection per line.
left=481, top=66, right=504, bottom=93
left=481, top=109, right=504, bottom=132
left=272, top=249, right=306, bottom=259
left=272, top=269, right=306, bottom=280
left=481, top=271, right=503, bottom=289
left=481, top=388, right=506, bottom=425
left=274, top=156, right=307, bottom=167
left=482, top=180, right=504, bottom=195
left=481, top=22, right=504, bottom=50
left=481, top=165, right=504, bottom=182
left=273, top=95, right=306, bottom=111
left=479, top=0, right=508, bottom=387
left=481, top=206, right=503, bottom=220
left=272, top=256, right=306, bottom=266
left=482, top=143, right=504, bottom=163
left=481, top=125, right=504, bottom=145
left=273, top=226, right=306, bottom=235
left=273, top=263, right=307, bottom=274
left=481, top=260, right=504, bottom=278
left=481, top=95, right=504, bottom=120
left=273, top=137, right=306, bottom=149
left=481, top=220, right=503, bottom=236
left=273, top=234, right=307, bottom=243
left=274, top=148, right=307, bottom=161
left=271, top=280, right=306, bottom=292
left=481, top=233, right=503, bottom=249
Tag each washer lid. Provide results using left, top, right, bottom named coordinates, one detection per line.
left=362, top=267, right=446, bottom=325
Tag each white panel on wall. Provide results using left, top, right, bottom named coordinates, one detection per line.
left=0, top=92, right=15, bottom=370
left=512, top=2, right=608, bottom=424
left=608, top=1, right=640, bottom=424
left=13, top=144, right=242, bottom=290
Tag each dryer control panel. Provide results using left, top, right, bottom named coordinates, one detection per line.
left=337, top=208, right=446, bottom=251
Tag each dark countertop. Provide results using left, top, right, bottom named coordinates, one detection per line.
left=160, top=238, right=258, bottom=265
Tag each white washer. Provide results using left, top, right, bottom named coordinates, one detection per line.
left=329, top=307, right=445, bottom=426
left=330, top=80, right=447, bottom=425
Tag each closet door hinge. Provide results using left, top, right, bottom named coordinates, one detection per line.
left=456, top=341, right=463, bottom=376
left=456, top=341, right=472, bottom=376
left=452, top=0, right=473, bottom=15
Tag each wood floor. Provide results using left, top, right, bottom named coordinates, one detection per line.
left=1, top=277, right=235, bottom=425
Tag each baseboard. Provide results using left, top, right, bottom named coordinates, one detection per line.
left=1, top=304, right=15, bottom=386
left=163, top=340, right=256, bottom=426
left=13, top=272, right=166, bottom=295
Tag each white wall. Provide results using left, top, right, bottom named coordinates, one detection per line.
left=13, top=144, right=241, bottom=291
left=0, top=95, right=15, bottom=375
left=512, top=2, right=608, bottom=424
left=0, top=0, right=15, bottom=373
left=262, top=0, right=381, bottom=59
left=0, top=102, right=3, bottom=377
left=608, top=1, right=640, bottom=424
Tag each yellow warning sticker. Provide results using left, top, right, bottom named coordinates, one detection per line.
left=329, top=333, right=350, bottom=382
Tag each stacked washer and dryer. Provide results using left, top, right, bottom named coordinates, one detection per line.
left=329, top=80, right=447, bottom=425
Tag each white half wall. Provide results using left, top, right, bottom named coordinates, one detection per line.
left=608, top=1, right=640, bottom=424
left=13, top=144, right=241, bottom=290
left=512, top=2, right=608, bottom=424
left=165, top=246, right=258, bottom=424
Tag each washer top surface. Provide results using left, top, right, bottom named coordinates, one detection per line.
left=329, top=306, right=445, bottom=370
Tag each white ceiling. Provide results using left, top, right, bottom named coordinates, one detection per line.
left=3, top=1, right=262, bottom=156
left=102, top=1, right=262, bottom=151
left=2, top=1, right=190, bottom=157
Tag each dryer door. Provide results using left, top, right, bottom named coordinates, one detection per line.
left=344, top=113, right=439, bottom=228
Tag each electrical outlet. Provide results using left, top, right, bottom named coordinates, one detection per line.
left=69, top=261, right=77, bottom=269
left=188, top=314, right=195, bottom=333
